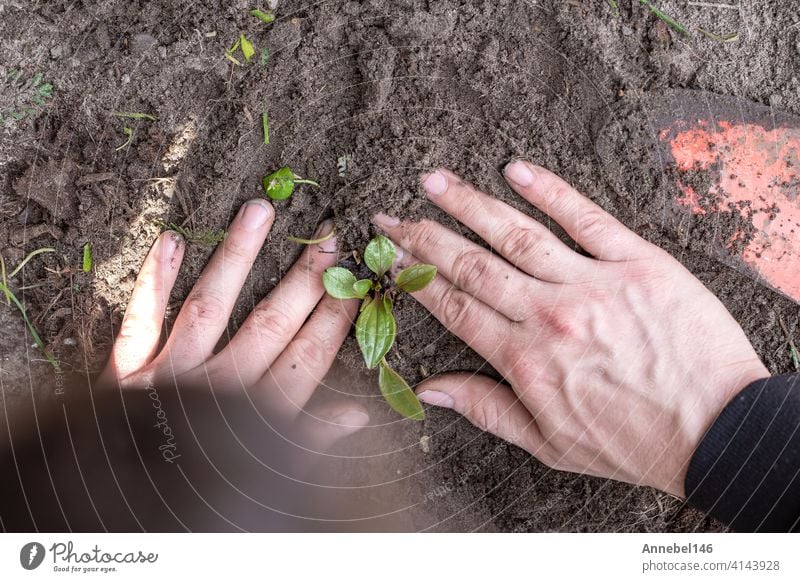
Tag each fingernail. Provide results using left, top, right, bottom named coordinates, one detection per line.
left=331, top=410, right=370, bottom=428
left=238, top=199, right=273, bottom=231
left=315, top=219, right=337, bottom=252
left=158, top=231, right=182, bottom=261
left=504, top=160, right=535, bottom=187
left=417, top=390, right=454, bottom=409
left=373, top=213, right=400, bottom=229
left=421, top=170, right=448, bottom=196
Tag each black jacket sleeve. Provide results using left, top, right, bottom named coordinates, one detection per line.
left=685, top=373, right=800, bottom=532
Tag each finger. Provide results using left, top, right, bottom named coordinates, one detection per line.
left=418, top=169, right=596, bottom=283
left=212, top=221, right=339, bottom=387
left=256, top=295, right=359, bottom=419
left=100, top=231, right=185, bottom=385
left=373, top=214, right=543, bottom=321
left=294, top=402, right=370, bottom=451
left=407, top=272, right=513, bottom=368
left=504, top=160, right=651, bottom=261
left=416, top=373, right=544, bottom=453
left=155, top=199, right=274, bottom=374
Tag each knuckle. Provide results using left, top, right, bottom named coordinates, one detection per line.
left=497, top=225, right=546, bottom=264
left=250, top=304, right=296, bottom=343
left=439, top=287, right=473, bottom=330
left=452, top=249, right=491, bottom=292
left=471, top=400, right=504, bottom=435
left=182, top=290, right=226, bottom=324
left=405, top=220, right=440, bottom=251
left=576, top=208, right=609, bottom=243
left=288, top=335, right=330, bottom=365
left=118, top=313, right=159, bottom=341
left=541, top=181, right=576, bottom=213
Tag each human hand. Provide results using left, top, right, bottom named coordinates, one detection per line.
left=99, top=198, right=368, bottom=450
left=374, top=162, right=769, bottom=497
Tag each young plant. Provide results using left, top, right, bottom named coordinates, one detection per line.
left=225, top=34, right=256, bottom=65
left=154, top=219, right=227, bottom=247
left=322, top=235, right=437, bottom=420
left=262, top=166, right=319, bottom=200
left=0, top=248, right=60, bottom=371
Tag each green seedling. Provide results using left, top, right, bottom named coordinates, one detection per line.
left=638, top=0, right=687, bottom=35
left=262, top=166, right=319, bottom=200
left=115, top=126, right=133, bottom=151
left=226, top=34, right=256, bottom=65
left=607, top=0, right=619, bottom=15
left=262, top=111, right=270, bottom=144
left=322, top=235, right=437, bottom=420
left=251, top=9, right=276, bottom=24
left=82, top=242, right=93, bottom=273
left=260, top=47, right=270, bottom=65
left=287, top=229, right=335, bottom=246
left=112, top=111, right=158, bottom=121
left=0, top=248, right=60, bottom=371
left=778, top=317, right=800, bottom=372
left=154, top=220, right=227, bottom=247
left=0, top=70, right=55, bottom=124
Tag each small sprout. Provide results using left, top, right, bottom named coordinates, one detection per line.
left=379, top=360, right=425, bottom=421
left=697, top=28, right=739, bottom=43
left=607, top=0, right=619, bottom=15
left=778, top=317, right=800, bottom=372
left=82, top=242, right=93, bottom=273
left=638, top=0, right=687, bottom=35
left=337, top=155, right=351, bottom=177
left=395, top=263, right=437, bottom=293
left=322, top=235, right=436, bottom=420
left=262, top=111, right=270, bottom=144
left=364, top=234, right=395, bottom=278
left=262, top=166, right=319, bottom=200
left=154, top=220, right=227, bottom=247
left=287, top=229, right=335, bottom=246
left=112, top=111, right=158, bottom=121
left=240, top=34, right=255, bottom=61
left=260, top=47, right=270, bottom=65
left=115, top=126, right=133, bottom=151
left=250, top=9, right=276, bottom=24
left=0, top=248, right=60, bottom=371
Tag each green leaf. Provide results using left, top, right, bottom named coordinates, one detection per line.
left=379, top=360, right=424, bottom=420
left=323, top=267, right=362, bottom=299
left=262, top=166, right=295, bottom=200
left=356, top=294, right=396, bottom=369
left=240, top=34, right=255, bottom=61
left=260, top=47, right=270, bottom=65
left=250, top=9, right=276, bottom=24
left=261, top=111, right=269, bottom=144
left=395, top=263, right=436, bottom=293
left=364, top=235, right=395, bottom=278
left=82, top=242, right=93, bottom=273
left=353, top=279, right=372, bottom=297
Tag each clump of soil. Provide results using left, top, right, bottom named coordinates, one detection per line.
left=2, top=0, right=799, bottom=531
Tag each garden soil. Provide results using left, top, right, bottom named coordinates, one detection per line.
left=1, top=0, right=799, bottom=531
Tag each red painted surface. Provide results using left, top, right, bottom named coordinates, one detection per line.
left=663, top=120, right=800, bottom=302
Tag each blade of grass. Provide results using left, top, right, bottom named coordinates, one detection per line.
left=0, top=283, right=60, bottom=371
left=262, top=111, right=270, bottom=144
left=638, top=0, right=688, bottom=35
left=112, top=111, right=158, bottom=121
left=116, top=126, right=133, bottom=151
left=287, top=229, right=335, bottom=245
left=697, top=27, right=739, bottom=42
left=8, top=247, right=55, bottom=279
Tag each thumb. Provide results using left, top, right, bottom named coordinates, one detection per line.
left=295, top=401, right=370, bottom=452
left=416, top=373, right=543, bottom=451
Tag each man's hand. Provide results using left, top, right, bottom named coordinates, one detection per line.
left=374, top=161, right=768, bottom=497
left=100, top=198, right=368, bottom=451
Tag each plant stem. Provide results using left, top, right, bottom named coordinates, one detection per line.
left=287, top=230, right=335, bottom=245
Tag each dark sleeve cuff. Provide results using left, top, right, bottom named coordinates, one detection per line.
left=685, top=374, right=800, bottom=532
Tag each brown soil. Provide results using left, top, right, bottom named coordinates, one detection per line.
left=2, top=0, right=799, bottom=531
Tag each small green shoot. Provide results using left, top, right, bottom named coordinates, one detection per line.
left=322, top=235, right=436, bottom=420
left=260, top=47, right=270, bottom=65
left=607, top=0, right=619, bottom=15
left=287, top=229, right=335, bottom=246
left=0, top=248, right=60, bottom=371
left=116, top=126, right=133, bottom=151
left=638, top=0, right=688, bottom=35
left=262, top=111, right=270, bottom=144
left=697, top=28, right=739, bottom=43
left=262, top=166, right=319, bottom=200
left=0, top=70, right=55, bottom=124
left=82, top=242, right=93, bottom=273
left=112, top=111, right=158, bottom=121
left=154, top=220, right=227, bottom=247
left=250, top=9, right=276, bottom=25
left=226, top=34, right=256, bottom=65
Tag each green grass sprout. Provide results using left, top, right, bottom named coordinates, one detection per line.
left=287, top=229, right=335, bottom=245
left=262, top=111, right=270, bottom=144
left=112, top=111, right=158, bottom=121
left=638, top=0, right=688, bottom=35
left=260, top=47, right=270, bottom=65
left=82, top=242, right=93, bottom=273
left=115, top=126, right=133, bottom=151
left=697, top=28, right=739, bottom=43
left=251, top=9, right=276, bottom=25
left=0, top=248, right=60, bottom=370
